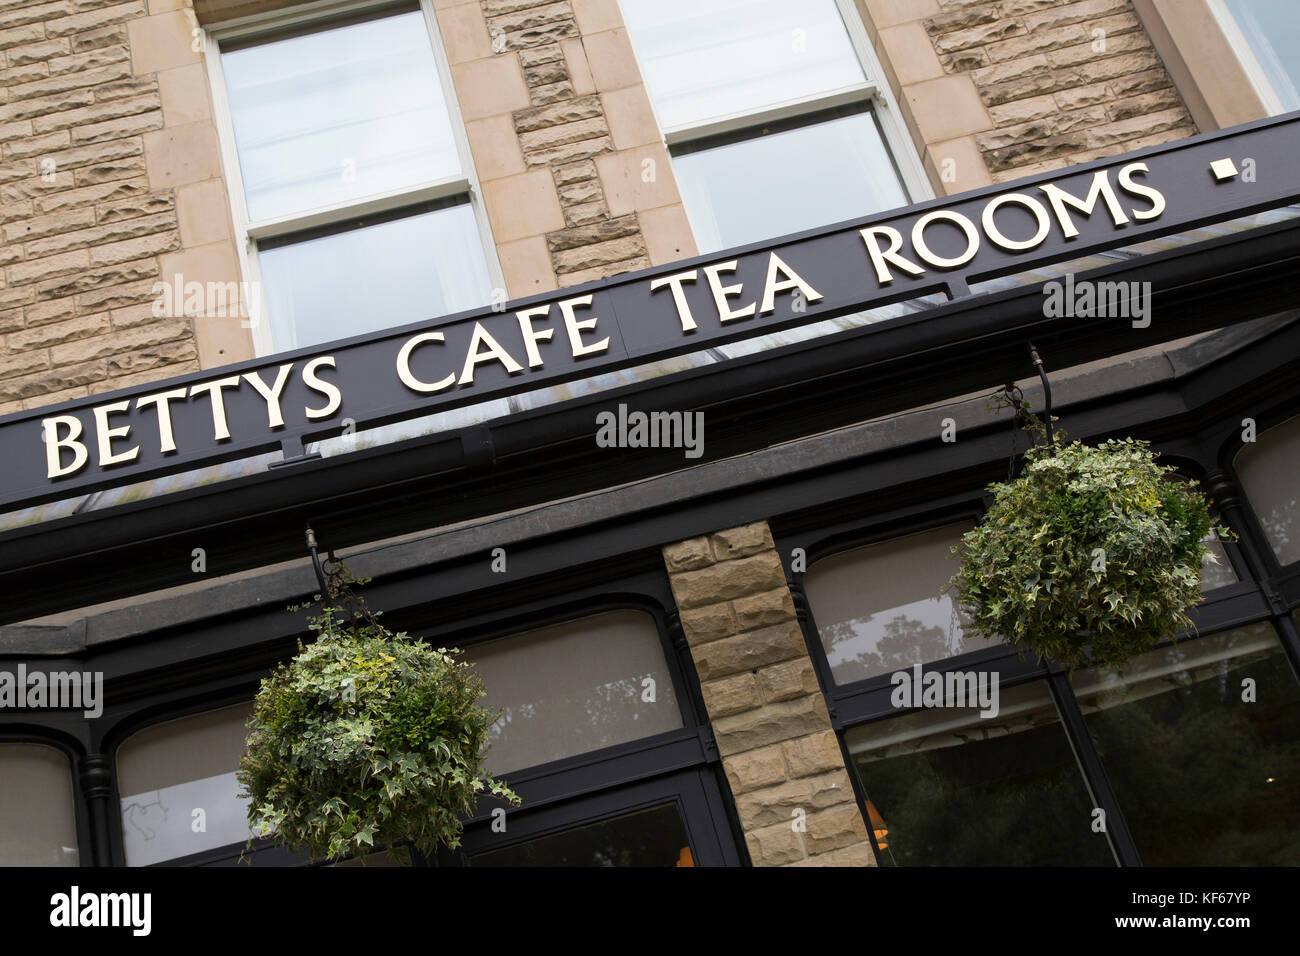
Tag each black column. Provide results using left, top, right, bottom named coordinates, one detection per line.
left=78, top=753, right=115, bottom=867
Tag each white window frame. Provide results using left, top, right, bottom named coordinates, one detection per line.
left=1205, top=0, right=1289, bottom=116
left=202, top=0, right=505, bottom=358
left=617, top=0, right=933, bottom=240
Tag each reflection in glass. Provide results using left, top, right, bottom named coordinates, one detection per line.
left=1200, top=532, right=1238, bottom=592
left=471, top=803, right=690, bottom=866
left=0, top=744, right=79, bottom=866
left=1070, top=623, right=1300, bottom=865
left=222, top=9, right=461, bottom=222
left=1234, top=413, right=1300, bottom=565
left=620, top=0, right=867, bottom=130
left=258, top=201, right=492, bottom=353
left=672, top=108, right=908, bottom=253
left=117, top=702, right=258, bottom=866
left=846, top=680, right=1113, bottom=866
left=462, top=611, right=682, bottom=775
left=804, top=522, right=1001, bottom=685
left=1223, top=0, right=1300, bottom=112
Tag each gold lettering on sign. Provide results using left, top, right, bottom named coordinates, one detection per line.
left=188, top=377, right=242, bottom=442
left=1039, top=169, right=1130, bottom=238
left=1117, top=162, right=1165, bottom=220
left=912, top=210, right=980, bottom=269
left=303, top=356, right=341, bottom=419
left=44, top=416, right=88, bottom=479
left=243, top=363, right=294, bottom=429
left=92, top=400, right=138, bottom=467
left=859, top=226, right=924, bottom=285
left=515, top=305, right=554, bottom=368
left=135, top=388, right=187, bottom=454
left=650, top=269, right=700, bottom=332
left=758, top=252, right=822, bottom=315
left=981, top=193, right=1052, bottom=252
left=559, top=295, right=609, bottom=357
left=703, top=261, right=755, bottom=323
left=397, top=333, right=455, bottom=393
left=459, top=322, right=524, bottom=385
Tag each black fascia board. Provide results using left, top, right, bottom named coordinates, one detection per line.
left=3, top=111, right=1300, bottom=512
left=0, top=213, right=1297, bottom=624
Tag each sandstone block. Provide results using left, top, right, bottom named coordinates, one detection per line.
left=723, top=742, right=786, bottom=794
left=712, top=692, right=828, bottom=750
left=700, top=672, right=761, bottom=719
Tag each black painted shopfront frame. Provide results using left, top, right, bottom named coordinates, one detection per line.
left=3, top=116, right=1300, bottom=868
left=0, top=554, right=748, bottom=867
left=770, top=328, right=1300, bottom=867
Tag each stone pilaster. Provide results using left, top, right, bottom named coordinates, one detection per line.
left=480, top=0, right=651, bottom=287
left=663, top=521, right=876, bottom=867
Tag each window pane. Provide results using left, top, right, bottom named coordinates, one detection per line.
left=222, top=9, right=462, bottom=222
left=1223, top=0, right=1300, bottom=112
left=621, top=0, right=867, bottom=129
left=1200, top=532, right=1238, bottom=592
left=672, top=109, right=908, bottom=253
left=471, top=803, right=691, bottom=866
left=1070, top=623, right=1300, bottom=865
left=462, top=611, right=683, bottom=775
left=0, top=744, right=79, bottom=866
left=845, top=680, right=1113, bottom=865
left=117, top=703, right=256, bottom=866
left=804, top=522, right=1001, bottom=686
left=258, top=202, right=492, bottom=351
left=1234, top=413, right=1300, bottom=565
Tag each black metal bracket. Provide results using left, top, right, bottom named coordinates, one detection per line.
left=1028, top=341, right=1054, bottom=446
left=305, top=524, right=330, bottom=596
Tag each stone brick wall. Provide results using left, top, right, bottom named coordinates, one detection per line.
left=440, top=0, right=696, bottom=298
left=859, top=0, right=1197, bottom=192
left=664, top=522, right=876, bottom=867
left=0, top=0, right=247, bottom=417
left=491, top=0, right=651, bottom=287
left=932, top=0, right=1197, bottom=181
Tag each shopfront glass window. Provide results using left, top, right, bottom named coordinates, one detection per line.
left=0, top=744, right=79, bottom=866
left=461, top=611, right=683, bottom=775
left=470, top=803, right=693, bottom=866
left=1234, top=413, right=1300, bottom=566
left=803, top=522, right=1002, bottom=685
left=1200, top=532, right=1238, bottom=592
left=1070, top=623, right=1300, bottom=865
left=844, top=681, right=1113, bottom=866
left=116, top=702, right=258, bottom=865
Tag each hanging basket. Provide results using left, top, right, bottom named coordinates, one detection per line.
left=238, top=564, right=519, bottom=863
left=949, top=436, right=1230, bottom=670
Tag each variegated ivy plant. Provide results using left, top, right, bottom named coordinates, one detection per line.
left=238, top=564, right=518, bottom=864
left=949, top=396, right=1231, bottom=670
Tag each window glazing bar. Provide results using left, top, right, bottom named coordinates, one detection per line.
left=662, top=83, right=878, bottom=147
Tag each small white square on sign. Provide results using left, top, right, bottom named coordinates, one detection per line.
left=1210, top=158, right=1239, bottom=181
